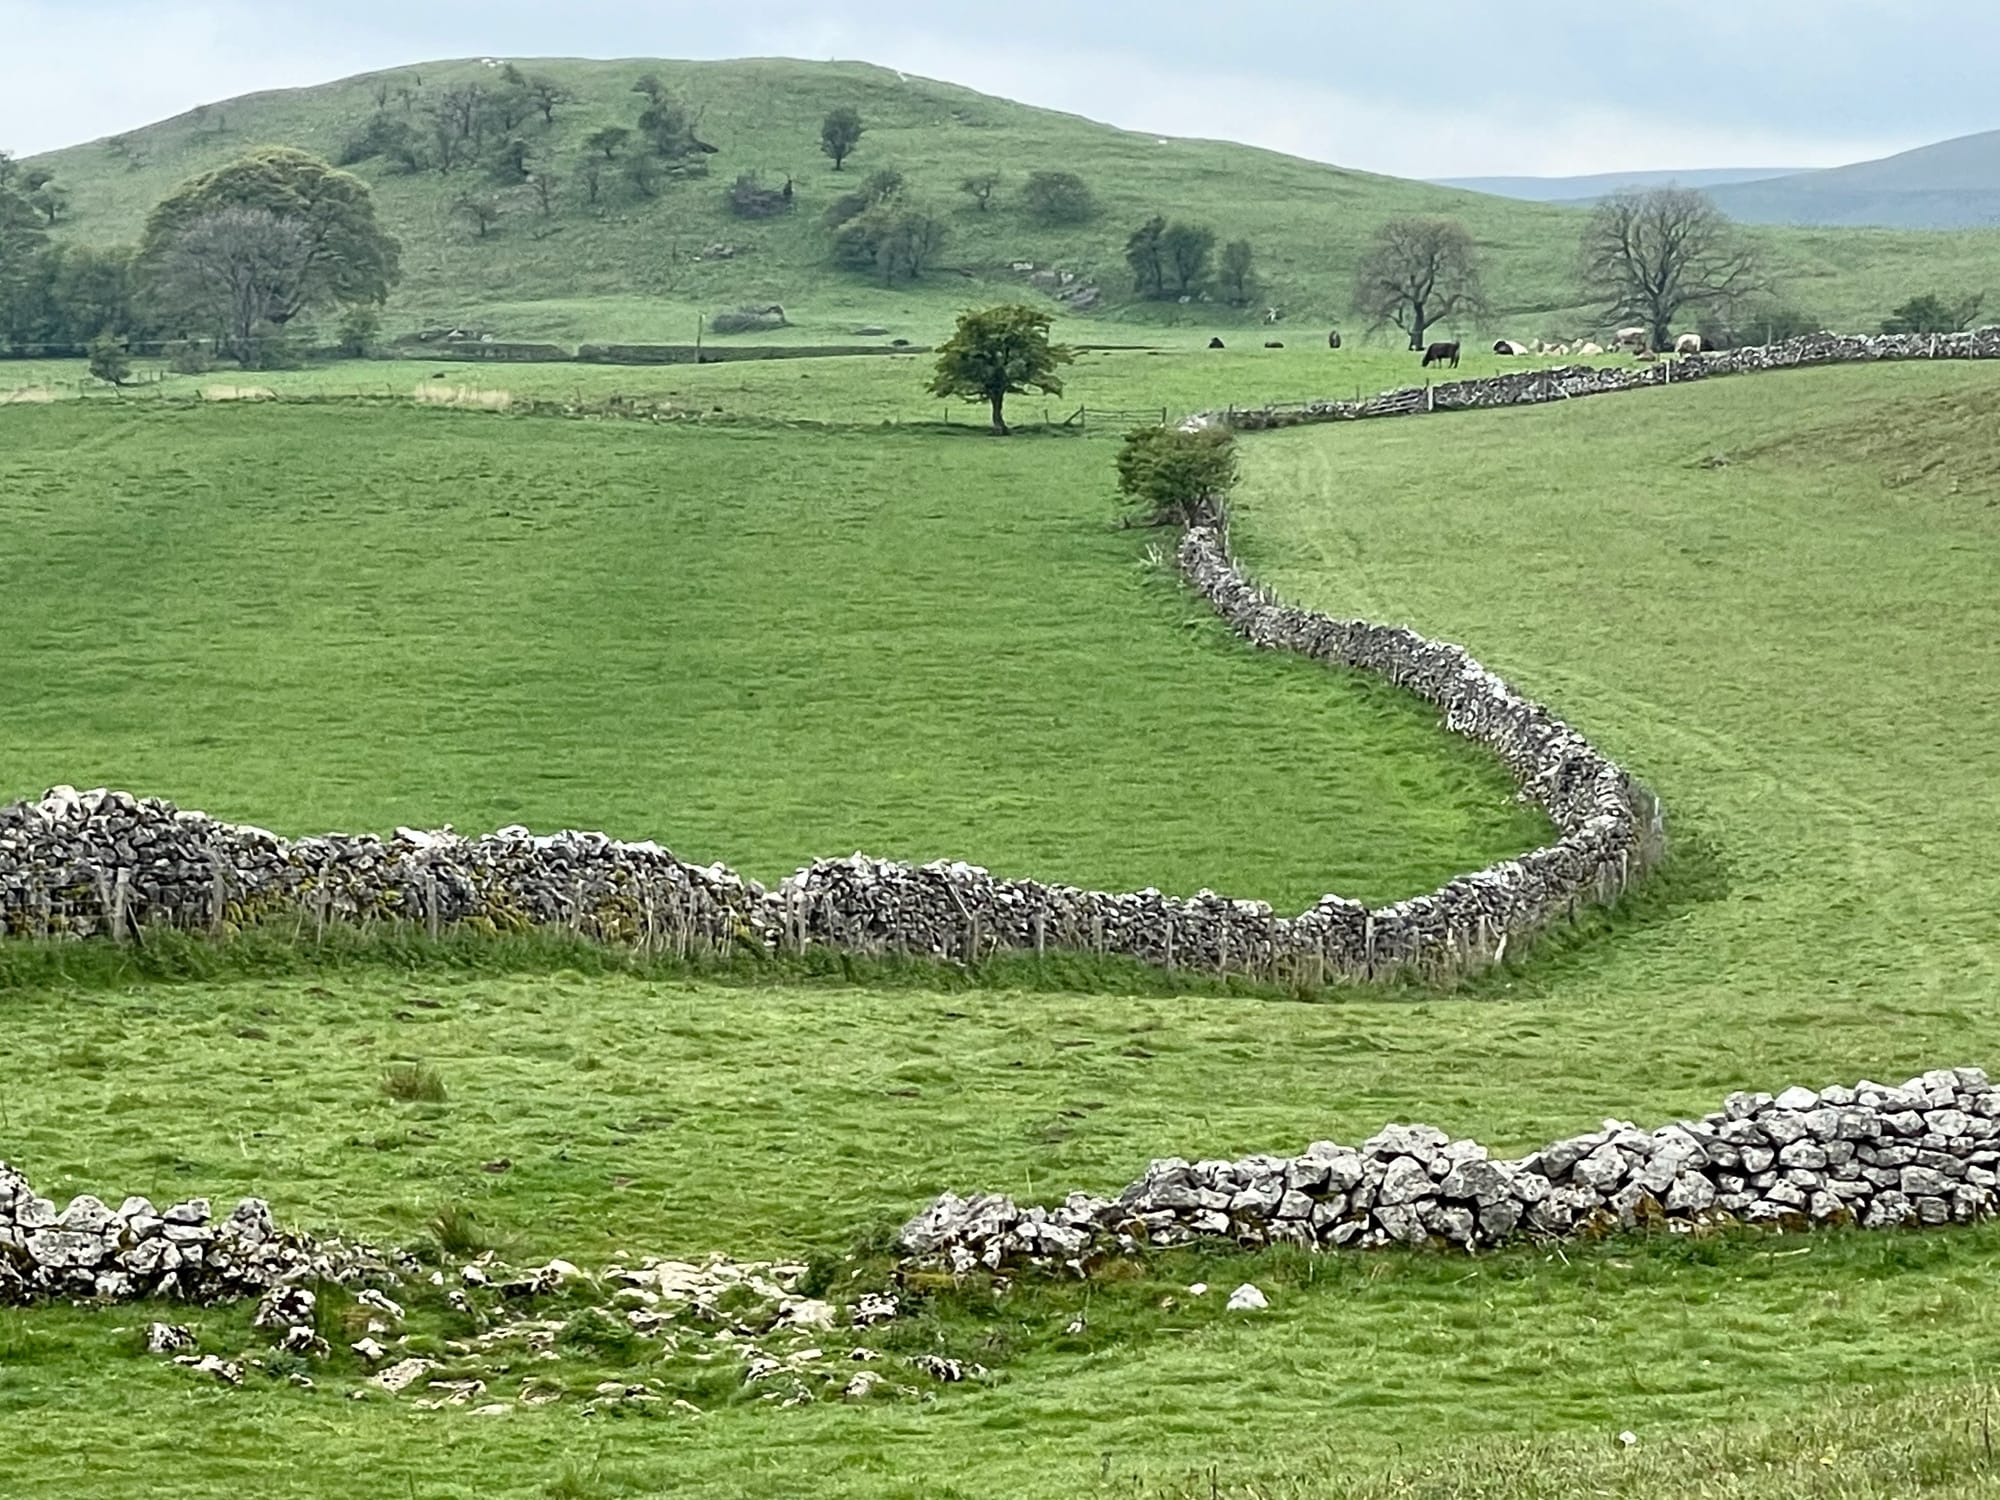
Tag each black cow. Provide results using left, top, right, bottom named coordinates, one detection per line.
left=1421, top=340, right=1461, bottom=368
left=1327, top=329, right=1343, bottom=350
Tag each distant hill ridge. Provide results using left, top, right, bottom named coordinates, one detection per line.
left=1441, top=129, right=2000, bottom=230
left=18, top=57, right=2000, bottom=342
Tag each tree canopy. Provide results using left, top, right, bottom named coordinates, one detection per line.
left=1882, top=291, right=1985, bottom=335
left=1352, top=217, right=1486, bottom=350
left=1580, top=188, right=1764, bottom=354
left=820, top=107, right=863, bottom=170
left=139, top=147, right=401, bottom=321
left=928, top=304, right=1074, bottom=434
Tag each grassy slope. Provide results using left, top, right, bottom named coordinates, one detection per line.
left=1709, top=128, right=2000, bottom=229
left=5, top=359, right=2000, bottom=1494
left=0, top=399, right=1546, bottom=910
left=22, top=57, right=2000, bottom=343
left=1232, top=360, right=2000, bottom=1019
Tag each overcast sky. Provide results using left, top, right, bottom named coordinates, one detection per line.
left=5, top=1, right=1993, bottom=176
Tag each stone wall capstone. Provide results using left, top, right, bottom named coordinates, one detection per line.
left=899, top=1067, right=2000, bottom=1271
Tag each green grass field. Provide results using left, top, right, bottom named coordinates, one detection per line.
left=6, top=356, right=2000, bottom=1497
left=0, top=398, right=1546, bottom=909
left=1, top=340, right=1647, bottom=423
left=20, top=56, right=2000, bottom=346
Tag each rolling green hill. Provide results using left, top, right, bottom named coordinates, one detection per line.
left=20, top=56, right=2000, bottom=344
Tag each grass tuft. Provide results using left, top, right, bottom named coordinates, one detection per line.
left=381, top=1062, right=447, bottom=1103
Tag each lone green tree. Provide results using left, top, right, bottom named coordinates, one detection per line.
left=929, top=304, right=1074, bottom=435
left=87, top=331, right=130, bottom=385
left=820, top=106, right=863, bottom=170
left=1115, top=425, right=1238, bottom=525
left=139, top=148, right=401, bottom=329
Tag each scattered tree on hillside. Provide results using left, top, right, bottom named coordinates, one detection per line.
left=87, top=331, right=130, bottom=386
left=960, top=172, right=999, bottom=211
left=1021, top=170, right=1096, bottom=226
left=338, top=113, right=424, bottom=173
left=1162, top=222, right=1216, bottom=296
left=1218, top=239, right=1256, bottom=304
left=928, top=304, right=1074, bottom=434
left=148, top=206, right=313, bottom=364
left=585, top=126, right=631, bottom=161
left=823, top=170, right=906, bottom=230
left=529, top=172, right=560, bottom=218
left=490, top=66, right=536, bottom=133
left=728, top=173, right=793, bottom=219
left=371, top=79, right=394, bottom=112
left=831, top=200, right=947, bottom=285
left=454, top=193, right=502, bottom=239
left=1115, top=425, right=1238, bottom=525
left=632, top=80, right=716, bottom=167
left=578, top=157, right=604, bottom=205
left=138, top=148, right=400, bottom=357
left=489, top=137, right=532, bottom=186
left=1352, top=216, right=1487, bottom=350
left=526, top=74, right=572, bottom=124
left=1125, top=216, right=1167, bottom=298
left=820, top=107, right=864, bottom=171
left=28, top=181, right=67, bottom=226
left=1579, top=188, right=1764, bottom=355
left=0, top=150, right=15, bottom=187
left=1882, top=291, right=1985, bottom=335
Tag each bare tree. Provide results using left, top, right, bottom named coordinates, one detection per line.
left=529, top=172, right=559, bottom=218
left=151, top=206, right=312, bottom=365
left=1581, top=188, right=1765, bottom=353
left=1352, top=217, right=1487, bottom=351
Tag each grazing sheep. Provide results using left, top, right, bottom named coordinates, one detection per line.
left=1421, top=340, right=1461, bottom=368
left=1675, top=333, right=1704, bottom=355
left=1493, top=339, right=1530, bottom=356
left=1577, top=341, right=1604, bottom=356
left=1547, top=342, right=1571, bottom=357
left=1615, top=326, right=1650, bottom=353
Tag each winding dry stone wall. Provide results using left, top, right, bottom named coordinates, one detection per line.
left=1202, top=327, right=2000, bottom=432
left=899, top=1068, right=2000, bottom=1271
left=59, top=330, right=1968, bottom=981
left=1, top=488, right=1664, bottom=983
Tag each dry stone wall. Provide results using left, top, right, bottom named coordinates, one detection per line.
left=0, top=1160, right=385, bottom=1305
left=1, top=448, right=1666, bottom=982
left=61, top=335, right=1987, bottom=983
left=900, top=1067, right=2000, bottom=1271
left=1202, top=327, right=2000, bottom=432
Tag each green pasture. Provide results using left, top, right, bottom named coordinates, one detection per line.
left=0, top=399, right=1544, bottom=909
left=3, top=339, right=1624, bottom=424
left=5, top=356, right=2000, bottom=1496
